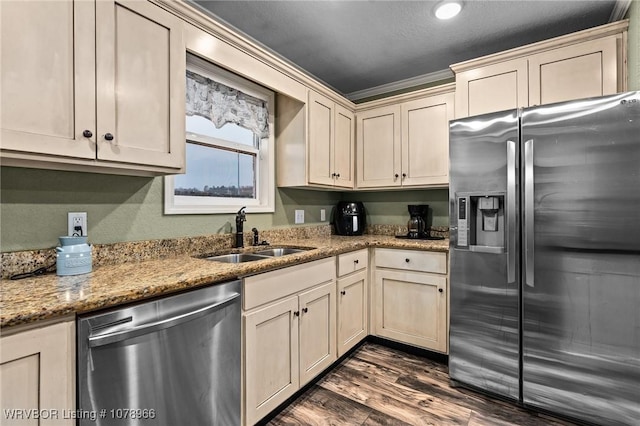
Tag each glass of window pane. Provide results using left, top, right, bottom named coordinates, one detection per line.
left=174, top=142, right=256, bottom=198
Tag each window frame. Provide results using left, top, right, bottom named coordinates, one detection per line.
left=164, top=55, right=275, bottom=214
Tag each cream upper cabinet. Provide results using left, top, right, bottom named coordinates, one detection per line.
left=333, top=104, right=355, bottom=188
left=1, top=0, right=185, bottom=176
left=454, top=58, right=528, bottom=118
left=0, top=319, right=75, bottom=426
left=401, top=92, right=455, bottom=186
left=372, top=249, right=448, bottom=353
left=452, top=21, right=628, bottom=119
left=356, top=105, right=402, bottom=188
left=277, top=90, right=355, bottom=189
left=308, top=90, right=335, bottom=186
left=95, top=0, right=185, bottom=169
left=356, top=85, right=455, bottom=189
left=1, top=0, right=96, bottom=159
left=528, top=35, right=620, bottom=106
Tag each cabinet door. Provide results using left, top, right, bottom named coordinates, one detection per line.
left=308, top=90, right=335, bottom=186
left=455, top=58, right=528, bottom=118
left=337, top=270, right=368, bottom=357
left=333, top=104, right=355, bottom=189
left=374, top=269, right=447, bottom=353
left=95, top=0, right=185, bottom=169
left=0, top=0, right=96, bottom=159
left=244, top=296, right=299, bottom=426
left=401, top=92, right=454, bottom=186
left=0, top=321, right=75, bottom=426
left=298, top=282, right=336, bottom=386
left=528, top=36, right=620, bottom=106
left=356, top=105, right=401, bottom=188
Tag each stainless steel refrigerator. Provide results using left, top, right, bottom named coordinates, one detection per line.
left=449, top=91, right=640, bottom=426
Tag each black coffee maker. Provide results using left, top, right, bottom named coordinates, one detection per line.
left=407, top=204, right=429, bottom=239
left=396, top=204, right=444, bottom=240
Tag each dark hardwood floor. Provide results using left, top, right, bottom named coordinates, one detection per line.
left=268, top=343, right=578, bottom=426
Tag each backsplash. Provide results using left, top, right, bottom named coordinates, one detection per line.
left=365, top=224, right=449, bottom=238
left=1, top=225, right=333, bottom=279
left=1, top=224, right=449, bottom=279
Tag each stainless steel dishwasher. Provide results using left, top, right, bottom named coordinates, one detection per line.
left=77, top=280, right=241, bottom=426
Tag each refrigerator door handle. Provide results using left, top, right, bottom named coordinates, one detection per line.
left=507, top=140, right=516, bottom=284
left=524, top=139, right=534, bottom=288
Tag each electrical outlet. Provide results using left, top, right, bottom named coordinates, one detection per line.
left=294, top=209, right=305, bottom=224
left=320, top=208, right=326, bottom=221
left=68, top=212, right=87, bottom=237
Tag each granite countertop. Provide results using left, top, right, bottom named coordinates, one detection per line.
left=0, top=235, right=448, bottom=329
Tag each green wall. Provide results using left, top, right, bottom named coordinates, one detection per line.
left=340, top=190, right=449, bottom=229
left=628, top=0, right=640, bottom=90
left=0, top=166, right=448, bottom=252
left=0, top=167, right=341, bottom=251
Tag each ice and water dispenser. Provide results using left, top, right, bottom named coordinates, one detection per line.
left=455, top=194, right=505, bottom=253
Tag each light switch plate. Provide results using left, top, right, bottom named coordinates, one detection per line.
left=320, top=208, right=326, bottom=221
left=295, top=210, right=304, bottom=224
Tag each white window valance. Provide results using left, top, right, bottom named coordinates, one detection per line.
left=186, top=70, right=269, bottom=139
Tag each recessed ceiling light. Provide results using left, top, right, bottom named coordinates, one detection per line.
left=435, top=1, right=462, bottom=20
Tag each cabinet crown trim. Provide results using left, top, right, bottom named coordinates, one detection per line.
left=355, top=83, right=455, bottom=112
left=152, top=0, right=355, bottom=109
left=450, top=19, right=629, bottom=73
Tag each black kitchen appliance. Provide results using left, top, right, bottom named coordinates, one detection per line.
left=334, top=201, right=366, bottom=236
left=396, top=204, right=444, bottom=240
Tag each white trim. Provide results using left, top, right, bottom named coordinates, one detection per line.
left=165, top=57, right=275, bottom=215
left=346, top=69, right=454, bottom=101
left=610, top=0, right=632, bottom=22
left=187, top=53, right=273, bottom=101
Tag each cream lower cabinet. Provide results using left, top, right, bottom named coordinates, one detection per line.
left=0, top=319, right=75, bottom=426
left=452, top=21, right=627, bottom=118
left=336, top=250, right=369, bottom=357
left=0, top=0, right=185, bottom=176
left=243, top=258, right=336, bottom=425
left=356, top=85, right=455, bottom=189
left=373, top=248, right=448, bottom=353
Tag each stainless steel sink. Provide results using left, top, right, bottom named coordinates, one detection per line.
left=253, top=248, right=309, bottom=257
left=203, top=253, right=269, bottom=263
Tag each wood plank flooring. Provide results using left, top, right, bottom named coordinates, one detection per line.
left=268, top=343, right=578, bottom=426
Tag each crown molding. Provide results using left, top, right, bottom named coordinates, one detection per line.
left=451, top=19, right=629, bottom=73
left=346, top=69, right=454, bottom=102
left=354, top=82, right=455, bottom=111
left=152, top=0, right=355, bottom=109
left=610, top=0, right=632, bottom=22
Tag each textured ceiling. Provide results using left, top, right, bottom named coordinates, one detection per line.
left=190, top=0, right=620, bottom=99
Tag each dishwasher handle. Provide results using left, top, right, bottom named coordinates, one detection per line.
left=88, top=292, right=240, bottom=348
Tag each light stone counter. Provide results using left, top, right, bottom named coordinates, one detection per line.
left=1, top=234, right=448, bottom=328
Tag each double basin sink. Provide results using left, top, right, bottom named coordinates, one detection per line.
left=202, top=247, right=311, bottom=264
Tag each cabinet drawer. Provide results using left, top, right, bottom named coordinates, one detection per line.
left=244, top=257, right=335, bottom=310
left=375, top=248, right=446, bottom=274
left=337, top=249, right=368, bottom=277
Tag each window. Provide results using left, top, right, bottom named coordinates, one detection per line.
left=164, top=54, right=275, bottom=214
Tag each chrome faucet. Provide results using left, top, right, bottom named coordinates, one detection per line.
left=235, top=207, right=246, bottom=248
